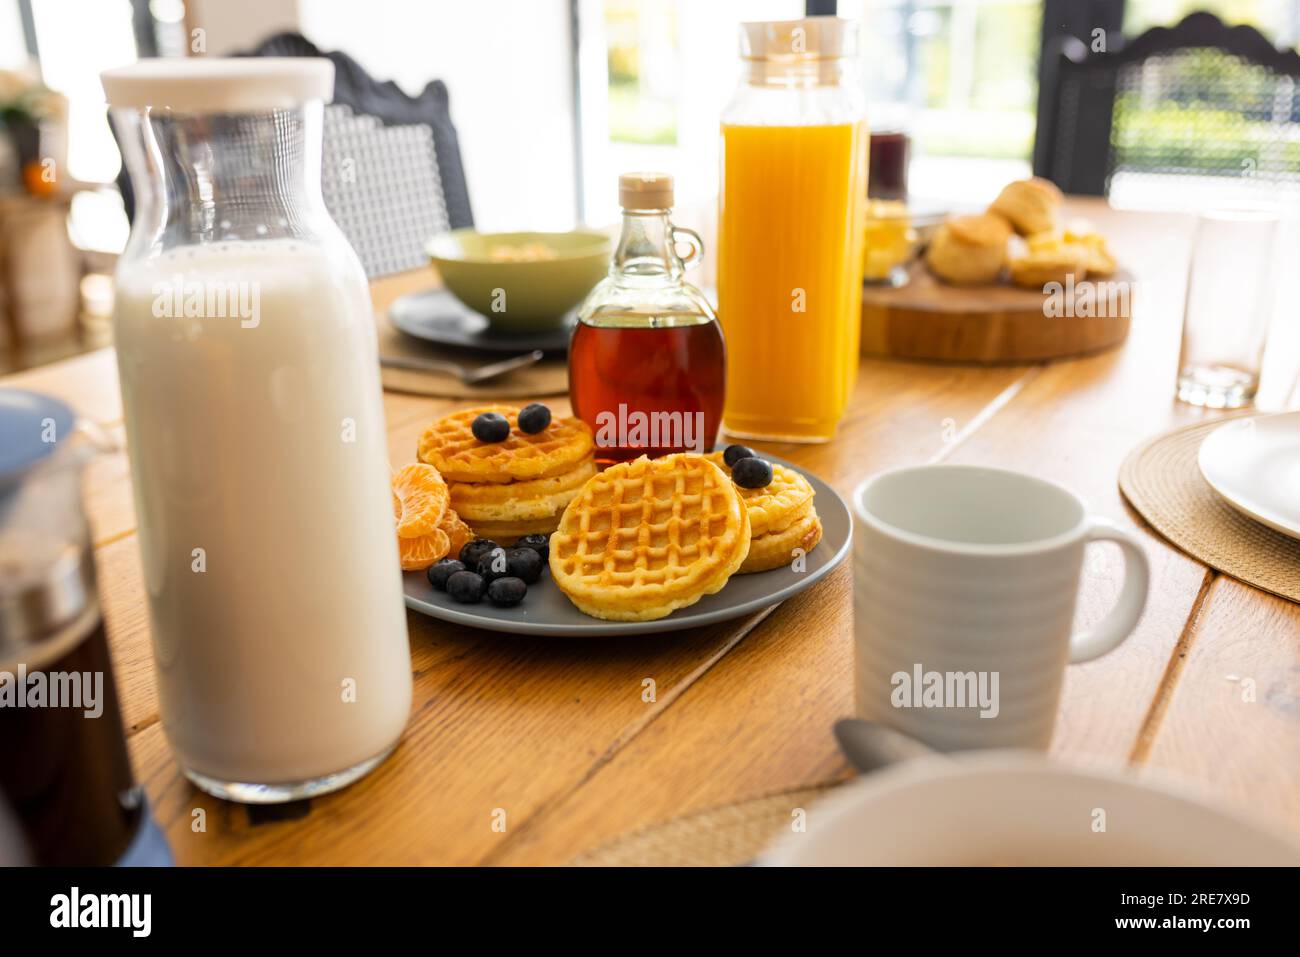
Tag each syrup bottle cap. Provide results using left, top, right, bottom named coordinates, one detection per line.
left=619, top=172, right=673, bottom=211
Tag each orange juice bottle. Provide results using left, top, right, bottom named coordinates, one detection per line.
left=718, top=17, right=868, bottom=442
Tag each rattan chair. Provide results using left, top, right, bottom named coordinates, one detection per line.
left=113, top=33, right=473, bottom=278
left=1035, top=12, right=1300, bottom=201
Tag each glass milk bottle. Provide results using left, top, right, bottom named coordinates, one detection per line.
left=719, top=17, right=869, bottom=442
left=102, top=59, right=411, bottom=802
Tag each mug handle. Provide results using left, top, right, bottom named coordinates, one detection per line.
left=1069, top=518, right=1151, bottom=663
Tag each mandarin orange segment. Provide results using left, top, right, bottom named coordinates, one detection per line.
left=439, top=508, right=473, bottom=559
left=399, top=526, right=451, bottom=572
left=392, top=463, right=449, bottom=539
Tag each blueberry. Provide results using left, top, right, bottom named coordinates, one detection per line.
left=517, top=403, right=552, bottom=435
left=426, top=558, right=464, bottom=591
left=476, top=547, right=511, bottom=582
left=487, top=576, right=527, bottom=607
left=472, top=412, right=510, bottom=443
left=515, top=533, right=550, bottom=562
left=459, top=539, right=500, bottom=568
left=505, top=547, right=543, bottom=583
left=446, top=570, right=486, bottom=603
left=732, top=456, right=774, bottom=489
left=723, top=444, right=756, bottom=468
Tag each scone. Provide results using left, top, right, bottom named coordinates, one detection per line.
left=1008, top=247, right=1089, bottom=290
left=925, top=213, right=1012, bottom=285
left=1064, top=227, right=1117, bottom=277
left=989, top=178, right=1063, bottom=236
left=1028, top=224, right=1118, bottom=279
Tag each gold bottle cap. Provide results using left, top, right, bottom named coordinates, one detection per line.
left=619, top=172, right=674, bottom=210
left=739, top=16, right=857, bottom=60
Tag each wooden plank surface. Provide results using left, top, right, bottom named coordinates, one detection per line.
left=8, top=201, right=1300, bottom=864
left=115, top=356, right=1029, bottom=864
left=1140, top=577, right=1300, bottom=834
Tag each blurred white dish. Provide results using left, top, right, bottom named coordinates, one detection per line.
left=1198, top=412, right=1300, bottom=541
left=762, top=752, right=1300, bottom=866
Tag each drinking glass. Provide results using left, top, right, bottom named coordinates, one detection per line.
left=1177, top=205, right=1280, bottom=408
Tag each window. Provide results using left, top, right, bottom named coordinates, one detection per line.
left=852, top=0, right=1041, bottom=201
left=1124, top=0, right=1300, bottom=45
left=575, top=0, right=803, bottom=226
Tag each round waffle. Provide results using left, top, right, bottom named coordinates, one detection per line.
left=738, top=510, right=823, bottom=574
left=705, top=452, right=815, bottom=537
left=549, top=454, right=750, bottom=622
left=450, top=459, right=597, bottom=522
left=418, top=405, right=595, bottom=484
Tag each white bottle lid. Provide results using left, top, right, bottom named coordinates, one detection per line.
left=101, top=57, right=334, bottom=113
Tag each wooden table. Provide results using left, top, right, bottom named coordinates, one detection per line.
left=7, top=200, right=1299, bottom=864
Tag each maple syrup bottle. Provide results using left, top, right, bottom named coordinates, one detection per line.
left=570, top=173, right=725, bottom=465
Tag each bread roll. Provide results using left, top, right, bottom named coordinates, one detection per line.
left=925, top=213, right=1011, bottom=284
left=1008, top=247, right=1088, bottom=289
left=989, top=178, right=1063, bottom=236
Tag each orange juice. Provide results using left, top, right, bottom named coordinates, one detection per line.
left=718, top=121, right=868, bottom=442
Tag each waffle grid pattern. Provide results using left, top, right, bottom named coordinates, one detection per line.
left=705, top=452, right=815, bottom=537
left=552, top=456, right=747, bottom=598
left=417, top=406, right=595, bottom=484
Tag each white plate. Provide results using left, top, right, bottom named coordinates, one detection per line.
left=761, top=752, right=1300, bottom=866
left=1198, top=412, right=1300, bottom=541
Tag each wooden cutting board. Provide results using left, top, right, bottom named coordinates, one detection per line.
left=861, top=263, right=1134, bottom=364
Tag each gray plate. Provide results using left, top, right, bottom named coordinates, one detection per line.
left=403, top=455, right=853, bottom=636
left=389, top=287, right=574, bottom=355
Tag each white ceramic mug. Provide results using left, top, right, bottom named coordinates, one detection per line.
left=852, top=465, right=1149, bottom=751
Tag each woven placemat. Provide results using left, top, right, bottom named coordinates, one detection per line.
left=1119, top=413, right=1300, bottom=604
left=571, top=785, right=834, bottom=867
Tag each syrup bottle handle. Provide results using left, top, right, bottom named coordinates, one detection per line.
left=671, top=226, right=704, bottom=271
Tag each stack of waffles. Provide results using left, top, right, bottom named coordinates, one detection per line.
left=418, top=405, right=596, bottom=544
left=704, top=451, right=823, bottom=573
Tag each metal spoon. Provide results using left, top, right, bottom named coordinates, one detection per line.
left=380, top=349, right=544, bottom=385
left=832, top=718, right=941, bottom=774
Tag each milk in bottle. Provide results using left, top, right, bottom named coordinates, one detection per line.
left=102, top=59, right=411, bottom=802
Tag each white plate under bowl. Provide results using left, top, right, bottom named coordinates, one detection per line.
left=1198, top=411, right=1300, bottom=541
left=761, top=752, right=1300, bottom=866
left=403, top=454, right=851, bottom=637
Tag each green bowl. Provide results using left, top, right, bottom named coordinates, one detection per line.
left=426, top=229, right=611, bottom=331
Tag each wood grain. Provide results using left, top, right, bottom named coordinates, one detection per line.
left=128, top=605, right=781, bottom=865
left=932, top=206, right=1216, bottom=762
left=861, top=264, right=1133, bottom=363
left=109, top=352, right=1026, bottom=864
left=1140, top=576, right=1300, bottom=840
left=8, top=201, right=1299, bottom=864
